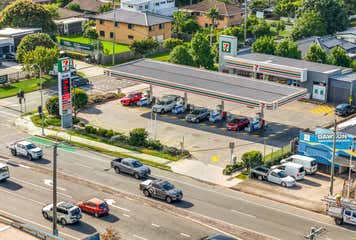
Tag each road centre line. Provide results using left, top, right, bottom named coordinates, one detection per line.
left=133, top=234, right=148, bottom=240
left=230, top=209, right=256, bottom=218
left=0, top=225, right=10, bottom=232
left=123, top=214, right=131, bottom=218
left=0, top=209, right=81, bottom=240
left=0, top=188, right=45, bottom=205
left=11, top=177, right=73, bottom=199
left=151, top=223, right=160, bottom=228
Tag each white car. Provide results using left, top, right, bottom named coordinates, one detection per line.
left=274, top=162, right=305, bottom=181
left=42, top=202, right=82, bottom=225
left=281, top=155, right=317, bottom=174
left=267, top=169, right=296, bottom=187
left=9, top=141, right=43, bottom=160
left=152, top=95, right=181, bottom=113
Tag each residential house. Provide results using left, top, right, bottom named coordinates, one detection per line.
left=0, top=28, right=41, bottom=49
left=120, top=0, right=177, bottom=16
left=181, top=0, right=244, bottom=29
left=296, top=36, right=356, bottom=59
left=55, top=8, right=87, bottom=36
left=94, top=9, right=173, bottom=44
left=65, top=0, right=108, bottom=14
left=336, top=27, right=356, bottom=44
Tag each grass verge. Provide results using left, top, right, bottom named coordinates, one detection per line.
left=45, top=134, right=172, bottom=171
left=235, top=170, right=249, bottom=180
left=147, top=51, right=170, bottom=61
left=0, top=76, right=55, bottom=99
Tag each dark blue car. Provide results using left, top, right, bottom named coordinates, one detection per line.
left=201, top=234, right=239, bottom=240
left=335, top=103, right=354, bottom=117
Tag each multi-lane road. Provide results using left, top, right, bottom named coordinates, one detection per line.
left=0, top=95, right=355, bottom=240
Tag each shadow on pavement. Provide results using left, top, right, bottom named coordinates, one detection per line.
left=300, top=178, right=322, bottom=187
left=172, top=200, right=194, bottom=209
left=33, top=158, right=51, bottom=165
left=65, top=221, right=97, bottom=235
left=100, top=213, right=119, bottom=223
left=0, top=180, right=23, bottom=191
left=82, top=107, right=102, bottom=115
left=308, top=173, right=330, bottom=182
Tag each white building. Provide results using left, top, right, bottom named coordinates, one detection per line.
left=120, top=0, right=177, bottom=16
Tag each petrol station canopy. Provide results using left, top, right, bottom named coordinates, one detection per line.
left=106, top=59, right=307, bottom=110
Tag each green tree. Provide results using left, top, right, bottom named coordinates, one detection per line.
left=251, top=20, right=272, bottom=38
left=44, top=3, right=59, bottom=19
left=168, top=45, right=196, bottom=66
left=291, top=11, right=327, bottom=40
left=98, top=3, right=113, bottom=13
left=327, top=46, right=352, bottom=67
left=342, top=0, right=356, bottom=15
left=129, top=38, right=159, bottom=55
left=67, top=2, right=80, bottom=11
left=251, top=36, right=276, bottom=55
left=172, top=11, right=187, bottom=34
left=352, top=60, right=356, bottom=72
left=128, top=128, right=148, bottom=147
left=274, top=0, right=301, bottom=18
left=206, top=7, right=221, bottom=46
left=56, top=0, right=71, bottom=7
left=297, top=0, right=349, bottom=34
left=83, top=28, right=98, bottom=42
left=191, top=32, right=214, bottom=69
left=83, top=20, right=96, bottom=32
left=181, top=19, right=201, bottom=34
left=249, top=0, right=269, bottom=13
left=0, top=0, right=56, bottom=34
left=275, top=40, right=301, bottom=59
left=72, top=88, right=88, bottom=119
left=241, top=151, right=263, bottom=171
left=219, top=26, right=243, bottom=39
left=16, top=33, right=56, bottom=63
left=22, top=46, right=59, bottom=75
left=304, top=43, right=328, bottom=64
left=163, top=38, right=184, bottom=50
left=46, top=96, right=60, bottom=117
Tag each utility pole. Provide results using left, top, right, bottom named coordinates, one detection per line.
left=304, top=227, right=325, bottom=240
left=52, top=144, right=58, bottom=236
left=348, top=138, right=354, bottom=198
left=112, top=0, right=116, bottom=65
left=244, top=0, right=247, bottom=43
left=39, top=67, right=44, bottom=136
left=330, top=112, right=337, bottom=196
left=229, top=142, right=235, bottom=165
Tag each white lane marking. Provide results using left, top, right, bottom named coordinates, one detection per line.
left=125, top=196, right=134, bottom=201
left=0, top=188, right=45, bottom=205
left=72, top=162, right=93, bottom=169
left=151, top=223, right=160, bottom=228
left=104, top=199, right=130, bottom=212
left=0, top=110, right=17, bottom=117
left=0, top=209, right=80, bottom=240
left=0, top=226, right=10, bottom=232
left=180, top=233, right=191, bottom=238
left=133, top=234, right=148, bottom=240
left=230, top=209, right=256, bottom=218
left=123, top=214, right=130, bottom=218
left=152, top=173, right=355, bottom=233
left=44, top=179, right=66, bottom=191
left=18, top=164, right=31, bottom=169
left=11, top=177, right=73, bottom=199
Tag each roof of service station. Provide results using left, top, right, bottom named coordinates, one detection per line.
left=107, top=59, right=307, bottom=110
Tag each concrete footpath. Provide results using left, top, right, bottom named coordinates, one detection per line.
left=15, top=116, right=241, bottom=187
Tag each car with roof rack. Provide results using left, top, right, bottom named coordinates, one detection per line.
left=42, top=202, right=82, bottom=225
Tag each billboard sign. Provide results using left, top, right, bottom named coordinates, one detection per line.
left=59, top=39, right=94, bottom=51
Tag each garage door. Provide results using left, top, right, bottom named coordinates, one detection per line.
left=328, top=79, right=349, bottom=103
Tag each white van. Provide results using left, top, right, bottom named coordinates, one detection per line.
left=281, top=155, right=317, bottom=174
left=276, top=162, right=305, bottom=180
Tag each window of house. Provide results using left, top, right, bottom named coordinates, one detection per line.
left=205, top=23, right=208, bottom=28
left=128, top=24, right=134, bottom=29
left=167, top=0, right=174, bottom=2
left=149, top=26, right=154, bottom=31
left=128, top=4, right=133, bottom=8
left=99, top=31, right=105, bottom=37
left=160, top=1, right=166, bottom=4
left=99, top=20, right=104, bottom=24
left=139, top=5, right=143, bottom=9
left=128, top=35, right=134, bottom=40
left=159, top=23, right=164, bottom=29
left=114, top=21, right=119, bottom=27
left=110, top=32, right=114, bottom=38
left=145, top=4, right=148, bottom=9
left=155, top=2, right=159, bottom=6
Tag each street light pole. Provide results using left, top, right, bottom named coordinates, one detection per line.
left=52, top=144, right=58, bottom=236
left=330, top=113, right=337, bottom=196
left=244, top=0, right=247, bottom=43
left=39, top=67, right=44, bottom=136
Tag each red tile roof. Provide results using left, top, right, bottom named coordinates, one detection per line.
left=181, top=0, right=242, bottom=16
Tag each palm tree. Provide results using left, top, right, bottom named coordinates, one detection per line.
left=206, top=7, right=221, bottom=46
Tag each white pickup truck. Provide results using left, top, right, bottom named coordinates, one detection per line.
left=328, top=206, right=356, bottom=226
left=9, top=141, right=43, bottom=160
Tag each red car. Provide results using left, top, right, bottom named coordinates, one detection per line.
left=77, top=198, right=109, bottom=217
left=226, top=117, right=250, bottom=131
left=120, top=92, right=143, bottom=106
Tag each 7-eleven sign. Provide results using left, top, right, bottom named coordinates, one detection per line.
left=221, top=41, right=231, bottom=53
left=57, top=57, right=71, bottom=73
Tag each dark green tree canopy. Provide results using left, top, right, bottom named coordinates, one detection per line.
left=304, top=43, right=328, bottom=64
left=191, top=32, right=214, bottom=69
left=163, top=38, right=184, bottom=50
left=249, top=0, right=269, bottom=13
left=251, top=20, right=272, bottom=38
left=251, top=36, right=276, bottom=55
left=327, top=46, right=352, bottom=67
left=274, top=0, right=301, bottom=17
left=1, top=0, right=56, bottom=34
left=291, top=11, right=327, bottom=40
left=297, top=0, right=349, bottom=34
left=67, top=2, right=80, bottom=11
left=129, top=38, right=159, bottom=56
left=275, top=40, right=301, bottom=59
left=168, top=45, right=196, bottom=67
left=181, top=19, right=201, bottom=34
left=16, top=33, right=56, bottom=63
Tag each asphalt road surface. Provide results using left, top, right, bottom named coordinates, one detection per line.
left=0, top=99, right=355, bottom=240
